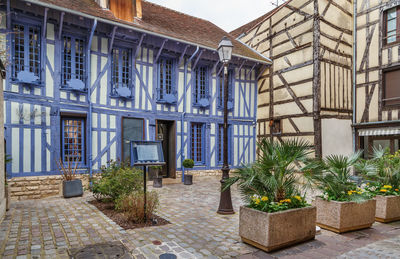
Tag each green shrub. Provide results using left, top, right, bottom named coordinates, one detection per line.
left=91, top=160, right=143, bottom=201
left=223, top=138, right=312, bottom=213
left=115, top=191, right=159, bottom=223
left=182, top=159, right=194, bottom=169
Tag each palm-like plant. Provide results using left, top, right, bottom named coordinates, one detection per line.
left=223, top=138, right=312, bottom=203
left=303, top=151, right=369, bottom=202
left=361, top=147, right=400, bottom=189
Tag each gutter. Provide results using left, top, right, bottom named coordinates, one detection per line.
left=24, top=0, right=270, bottom=65
left=180, top=46, right=200, bottom=182
left=352, top=0, right=357, bottom=152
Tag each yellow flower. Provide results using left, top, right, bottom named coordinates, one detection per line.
left=380, top=189, right=388, bottom=193
left=294, top=196, right=302, bottom=201
left=348, top=191, right=353, bottom=195
left=367, top=183, right=370, bottom=185
left=357, top=191, right=362, bottom=194
left=384, top=185, right=392, bottom=189
left=261, top=196, right=268, bottom=202
left=254, top=198, right=260, bottom=205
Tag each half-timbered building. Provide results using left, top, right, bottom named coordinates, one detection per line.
left=1, top=0, right=269, bottom=199
left=231, top=0, right=354, bottom=157
left=354, top=0, right=400, bottom=157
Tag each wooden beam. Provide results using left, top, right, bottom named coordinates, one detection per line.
left=277, top=72, right=308, bottom=114
left=108, top=26, right=118, bottom=54
left=154, top=39, right=168, bottom=64
left=42, top=8, right=48, bottom=40
left=246, top=63, right=257, bottom=79
left=238, top=59, right=246, bottom=73
left=178, top=45, right=189, bottom=66
left=192, top=49, right=204, bottom=70
left=212, top=60, right=220, bottom=74
left=134, top=33, right=145, bottom=60
left=58, top=12, right=65, bottom=39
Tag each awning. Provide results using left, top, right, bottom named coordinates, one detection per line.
left=358, top=127, right=400, bottom=136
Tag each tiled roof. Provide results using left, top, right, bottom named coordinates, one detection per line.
left=24, top=0, right=270, bottom=63
left=230, top=1, right=291, bottom=39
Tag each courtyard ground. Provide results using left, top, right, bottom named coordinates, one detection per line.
left=0, top=177, right=400, bottom=258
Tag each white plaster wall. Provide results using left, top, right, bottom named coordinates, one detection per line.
left=321, top=118, right=353, bottom=157
left=0, top=75, right=6, bottom=222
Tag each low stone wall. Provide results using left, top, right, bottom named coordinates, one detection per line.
left=9, top=175, right=91, bottom=200
left=9, top=170, right=223, bottom=200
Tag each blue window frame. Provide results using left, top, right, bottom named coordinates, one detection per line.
left=111, top=47, right=132, bottom=95
left=61, top=118, right=85, bottom=165
left=193, top=66, right=209, bottom=105
left=158, top=57, right=175, bottom=101
left=62, top=35, right=86, bottom=87
left=12, top=23, right=41, bottom=81
left=218, top=124, right=232, bottom=164
left=191, top=122, right=205, bottom=164
left=217, top=70, right=234, bottom=109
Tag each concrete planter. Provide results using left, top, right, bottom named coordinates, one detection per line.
left=314, top=197, right=376, bottom=233
left=374, top=195, right=400, bottom=223
left=239, top=206, right=316, bottom=252
left=62, top=179, right=83, bottom=198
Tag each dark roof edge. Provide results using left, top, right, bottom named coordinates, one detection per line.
left=24, top=0, right=270, bottom=64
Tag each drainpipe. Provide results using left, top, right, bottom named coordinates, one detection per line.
left=181, top=46, right=199, bottom=182
left=88, top=19, right=97, bottom=184
left=352, top=0, right=357, bottom=152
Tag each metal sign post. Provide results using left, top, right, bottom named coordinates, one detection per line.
left=130, top=141, right=165, bottom=222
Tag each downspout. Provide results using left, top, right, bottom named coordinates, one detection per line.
left=181, top=46, right=199, bottom=182
left=352, top=0, right=357, bottom=152
left=88, top=19, right=97, bottom=184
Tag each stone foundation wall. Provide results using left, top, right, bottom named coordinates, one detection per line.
left=176, top=169, right=222, bottom=178
left=9, top=175, right=92, bottom=200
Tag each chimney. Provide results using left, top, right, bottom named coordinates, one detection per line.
left=109, top=0, right=142, bottom=22
left=95, top=0, right=109, bottom=9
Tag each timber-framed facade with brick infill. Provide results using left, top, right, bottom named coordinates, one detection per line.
left=1, top=0, right=269, bottom=199
left=231, top=0, right=354, bottom=157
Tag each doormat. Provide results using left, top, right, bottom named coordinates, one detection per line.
left=68, top=241, right=133, bottom=259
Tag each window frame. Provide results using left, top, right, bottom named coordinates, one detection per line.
left=157, top=56, right=177, bottom=103
left=61, top=33, right=87, bottom=88
left=193, top=65, right=210, bottom=106
left=383, top=6, right=400, bottom=46
left=11, top=21, right=42, bottom=82
left=271, top=120, right=282, bottom=135
left=383, top=66, right=400, bottom=107
left=217, top=123, right=232, bottom=165
left=190, top=122, right=205, bottom=165
left=111, top=46, right=133, bottom=96
left=217, top=69, right=234, bottom=110
left=61, top=116, right=86, bottom=166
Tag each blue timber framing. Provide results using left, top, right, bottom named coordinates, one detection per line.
left=2, top=0, right=265, bottom=178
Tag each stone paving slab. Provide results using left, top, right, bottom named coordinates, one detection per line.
left=1, top=176, right=400, bottom=258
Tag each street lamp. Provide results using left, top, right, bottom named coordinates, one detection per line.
left=217, top=36, right=234, bottom=215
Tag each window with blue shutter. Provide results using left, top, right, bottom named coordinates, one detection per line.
left=62, top=35, right=86, bottom=88
left=193, top=66, right=209, bottom=107
left=111, top=47, right=132, bottom=97
left=158, top=57, right=176, bottom=103
left=12, top=23, right=41, bottom=82
left=61, top=118, right=85, bottom=165
left=191, top=122, right=205, bottom=165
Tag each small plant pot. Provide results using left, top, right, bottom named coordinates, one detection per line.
left=153, top=176, right=163, bottom=188
left=374, top=195, right=400, bottom=223
left=63, top=179, right=83, bottom=198
left=239, top=206, right=316, bottom=252
left=314, top=197, right=376, bottom=233
left=184, top=174, right=193, bottom=185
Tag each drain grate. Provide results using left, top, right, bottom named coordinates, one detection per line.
left=69, top=241, right=133, bottom=259
left=159, top=253, right=177, bottom=259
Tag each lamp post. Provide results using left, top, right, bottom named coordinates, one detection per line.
left=217, top=37, right=234, bottom=215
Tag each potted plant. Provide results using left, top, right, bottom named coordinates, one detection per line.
left=182, top=159, right=194, bottom=185
left=304, top=151, right=375, bottom=233
left=360, top=148, right=400, bottom=223
left=150, top=165, right=163, bottom=188
left=56, top=157, right=83, bottom=198
left=223, top=138, right=316, bottom=252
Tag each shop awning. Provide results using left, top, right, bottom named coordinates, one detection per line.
left=358, top=127, right=400, bottom=136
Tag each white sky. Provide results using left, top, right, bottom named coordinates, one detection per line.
left=146, top=0, right=283, bottom=32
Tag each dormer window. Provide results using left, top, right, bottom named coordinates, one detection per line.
left=385, top=7, right=399, bottom=45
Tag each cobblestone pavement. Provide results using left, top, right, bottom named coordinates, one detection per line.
left=1, top=177, right=400, bottom=258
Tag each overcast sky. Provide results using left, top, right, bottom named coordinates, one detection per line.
left=146, top=0, right=283, bottom=32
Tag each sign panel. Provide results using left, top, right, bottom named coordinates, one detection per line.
left=130, top=141, right=165, bottom=166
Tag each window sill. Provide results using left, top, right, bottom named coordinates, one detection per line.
left=156, top=100, right=177, bottom=105
left=383, top=41, right=400, bottom=49
left=61, top=86, right=88, bottom=93
left=10, top=79, right=43, bottom=87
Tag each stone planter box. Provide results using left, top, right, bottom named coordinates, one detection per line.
left=63, top=179, right=83, bottom=198
left=239, top=205, right=316, bottom=252
left=375, top=195, right=400, bottom=223
left=314, top=197, right=376, bottom=233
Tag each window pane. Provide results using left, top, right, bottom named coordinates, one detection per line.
left=13, top=24, right=25, bottom=77
left=62, top=118, right=84, bottom=163
left=122, top=118, right=143, bottom=162
left=384, top=69, right=400, bottom=105
left=388, top=19, right=397, bottom=32
left=388, top=8, right=397, bottom=19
